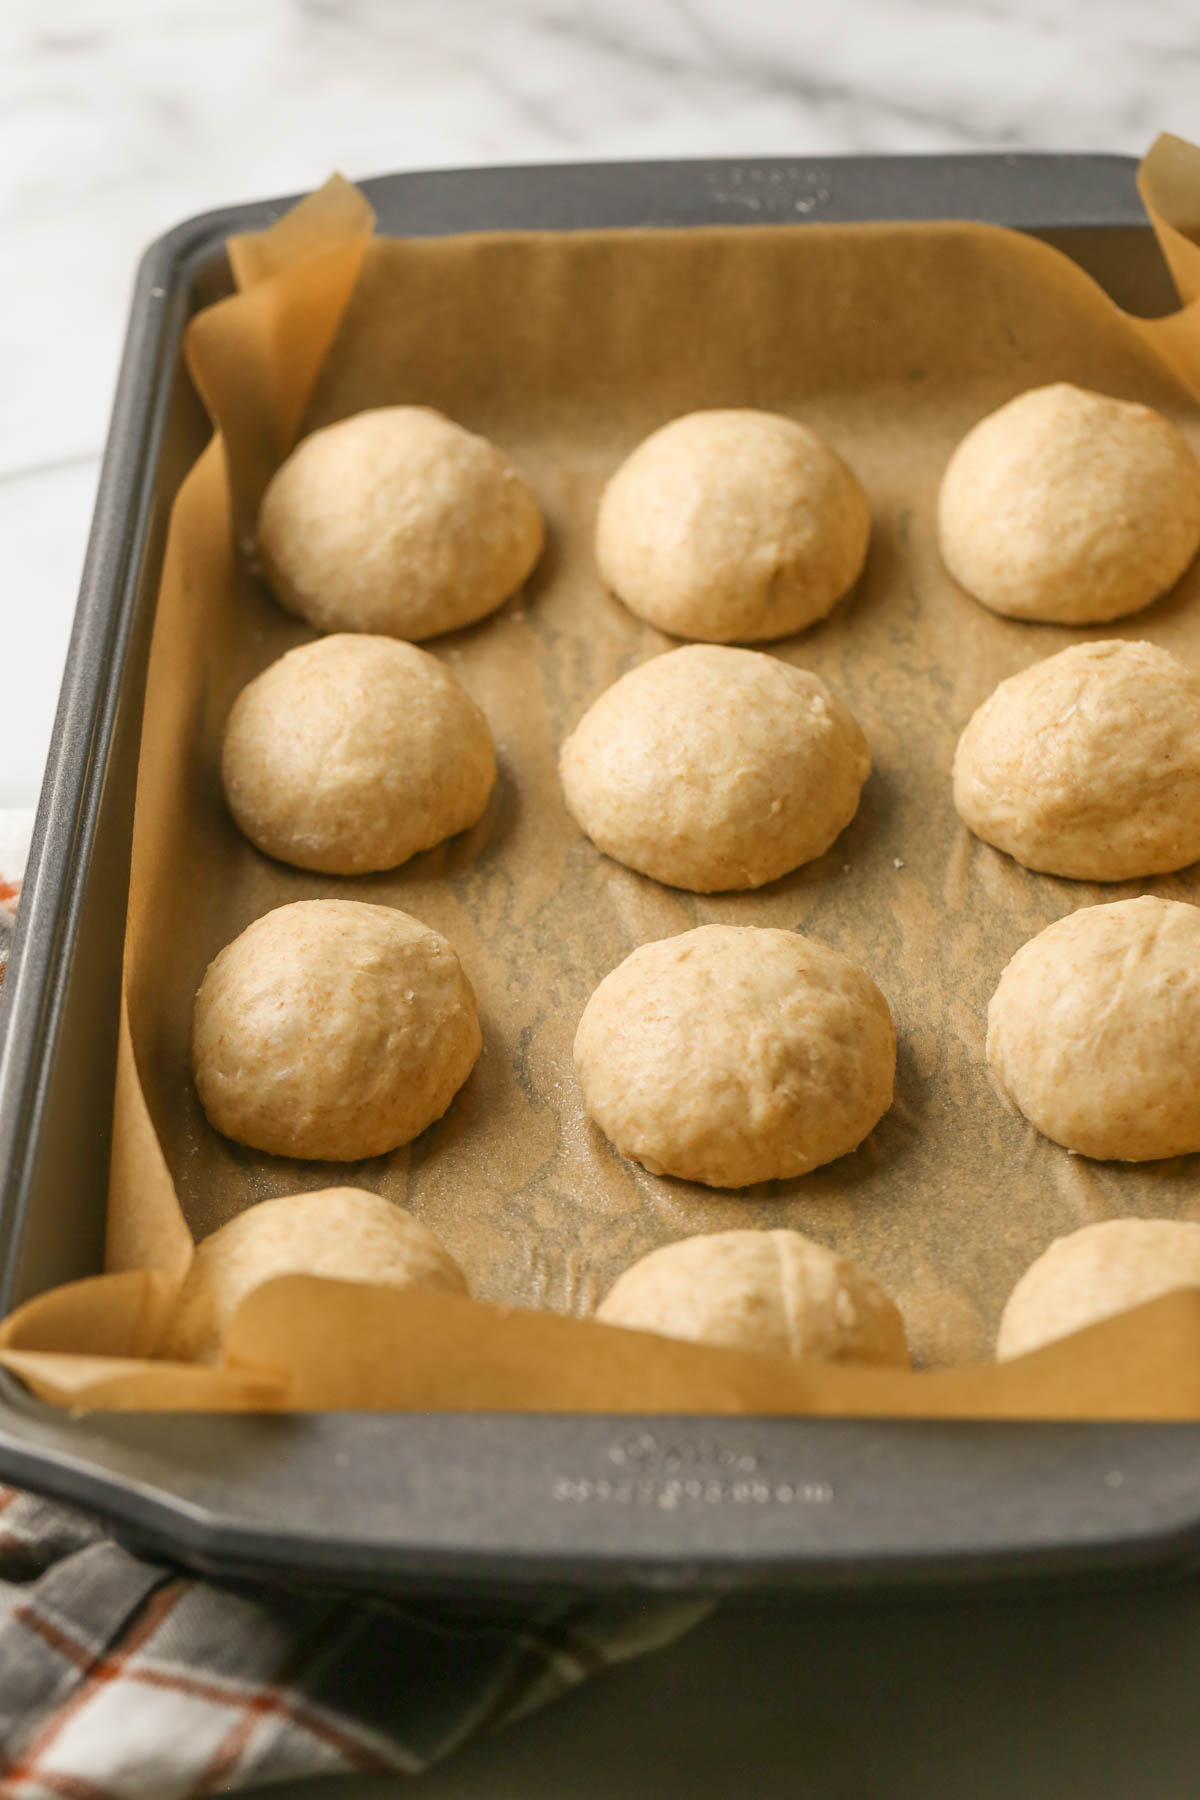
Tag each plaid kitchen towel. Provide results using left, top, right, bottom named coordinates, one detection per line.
left=0, top=815, right=709, bottom=1794
left=0, top=1483, right=709, bottom=1796
left=0, top=811, right=31, bottom=989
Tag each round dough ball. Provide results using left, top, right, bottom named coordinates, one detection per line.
left=595, top=410, right=870, bottom=643
left=986, top=897, right=1200, bottom=1161
left=996, top=1218, right=1200, bottom=1360
left=192, top=900, right=481, bottom=1160
left=953, top=639, right=1200, bottom=881
left=596, top=1229, right=909, bottom=1367
left=166, top=1188, right=468, bottom=1362
left=560, top=646, right=869, bottom=892
left=257, top=406, right=544, bottom=640
left=222, top=635, right=496, bottom=876
left=574, top=925, right=895, bottom=1188
left=938, top=384, right=1200, bottom=625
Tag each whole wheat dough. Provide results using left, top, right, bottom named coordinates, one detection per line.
left=953, top=639, right=1200, bottom=880
left=596, top=1228, right=909, bottom=1366
left=594, top=410, right=871, bottom=642
left=257, top=406, right=544, bottom=640
left=938, top=383, right=1200, bottom=624
left=192, top=900, right=481, bottom=1160
left=986, top=896, right=1200, bottom=1161
left=559, top=645, right=870, bottom=891
left=574, top=925, right=895, bottom=1189
left=222, top=634, right=496, bottom=875
left=166, top=1188, right=468, bottom=1363
left=996, top=1218, right=1200, bottom=1360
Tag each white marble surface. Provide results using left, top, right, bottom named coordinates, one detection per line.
left=3, top=0, right=1200, bottom=803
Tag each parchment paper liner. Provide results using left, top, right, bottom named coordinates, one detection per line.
left=8, top=139, right=1200, bottom=1415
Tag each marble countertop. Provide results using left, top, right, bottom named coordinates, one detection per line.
left=4, top=0, right=1199, bottom=805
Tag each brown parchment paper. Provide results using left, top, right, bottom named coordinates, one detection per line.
left=9, top=138, right=1200, bottom=1415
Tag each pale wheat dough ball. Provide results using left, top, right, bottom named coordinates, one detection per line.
left=257, top=406, right=544, bottom=640
left=996, top=1218, right=1200, bottom=1360
left=222, top=635, right=496, bottom=876
left=192, top=900, right=481, bottom=1161
left=953, top=639, right=1200, bottom=880
left=986, top=897, right=1200, bottom=1161
left=596, top=1229, right=909, bottom=1366
left=574, top=925, right=895, bottom=1189
left=938, top=384, right=1200, bottom=624
left=595, top=410, right=871, bottom=643
left=165, top=1188, right=468, bottom=1363
left=559, top=646, right=870, bottom=892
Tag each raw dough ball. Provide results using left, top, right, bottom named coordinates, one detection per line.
left=953, top=639, right=1200, bottom=880
left=986, top=897, right=1200, bottom=1161
left=595, top=410, right=871, bottom=642
left=996, top=1218, right=1200, bottom=1360
left=596, top=1229, right=909, bottom=1366
left=938, top=384, right=1200, bottom=624
left=257, top=406, right=544, bottom=640
left=192, top=900, right=481, bottom=1160
left=166, top=1188, right=468, bottom=1363
left=574, top=925, right=895, bottom=1188
left=222, top=635, right=496, bottom=875
left=560, top=646, right=870, bottom=891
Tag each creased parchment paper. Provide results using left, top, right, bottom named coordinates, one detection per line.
left=8, top=139, right=1200, bottom=1415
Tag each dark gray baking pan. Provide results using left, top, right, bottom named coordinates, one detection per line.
left=0, top=153, right=1196, bottom=1599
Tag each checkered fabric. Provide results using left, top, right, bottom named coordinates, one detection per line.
left=0, top=812, right=30, bottom=991
left=0, top=815, right=707, bottom=1789
left=0, top=1483, right=708, bottom=1797
left=0, top=883, right=20, bottom=987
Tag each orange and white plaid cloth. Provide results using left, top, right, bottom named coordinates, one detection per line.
left=0, top=818, right=707, bottom=1792
left=0, top=1483, right=706, bottom=1795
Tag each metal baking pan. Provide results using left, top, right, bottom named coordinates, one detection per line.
left=0, top=153, right=1196, bottom=1599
